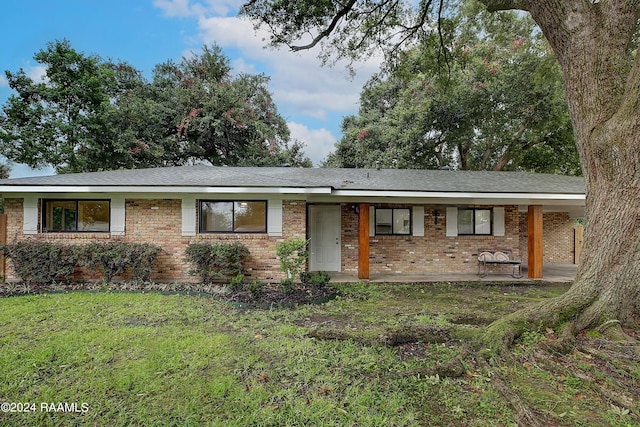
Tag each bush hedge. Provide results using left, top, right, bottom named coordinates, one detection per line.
left=184, top=242, right=250, bottom=284
left=80, top=242, right=162, bottom=283
left=2, top=241, right=162, bottom=284
left=1, top=240, right=82, bottom=284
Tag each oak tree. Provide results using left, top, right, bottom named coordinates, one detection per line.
left=324, top=2, right=579, bottom=174
left=0, top=40, right=311, bottom=173
left=242, top=0, right=640, bottom=349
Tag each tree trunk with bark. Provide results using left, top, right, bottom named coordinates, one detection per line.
left=481, top=0, right=640, bottom=351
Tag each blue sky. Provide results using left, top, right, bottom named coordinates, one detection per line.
left=0, top=0, right=380, bottom=177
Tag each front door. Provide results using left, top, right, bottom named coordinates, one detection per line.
left=309, top=205, right=341, bottom=272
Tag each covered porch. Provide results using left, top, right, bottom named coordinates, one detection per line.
left=332, top=262, right=578, bottom=284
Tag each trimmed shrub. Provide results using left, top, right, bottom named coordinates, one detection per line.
left=127, top=243, right=162, bottom=282
left=80, top=242, right=162, bottom=283
left=275, top=237, right=308, bottom=280
left=2, top=240, right=82, bottom=284
left=185, top=242, right=250, bottom=284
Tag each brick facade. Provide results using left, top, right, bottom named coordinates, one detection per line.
left=3, top=197, right=576, bottom=282
left=3, top=198, right=306, bottom=282
left=519, top=211, right=576, bottom=264
left=341, top=204, right=522, bottom=276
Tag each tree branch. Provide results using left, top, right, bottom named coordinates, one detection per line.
left=290, top=0, right=358, bottom=51
left=477, top=0, right=529, bottom=12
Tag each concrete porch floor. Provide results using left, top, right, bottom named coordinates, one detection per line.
left=329, top=263, right=578, bottom=284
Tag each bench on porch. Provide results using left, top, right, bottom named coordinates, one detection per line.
left=477, top=249, right=523, bottom=278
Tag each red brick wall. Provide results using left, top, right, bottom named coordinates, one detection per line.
left=3, top=197, right=576, bottom=281
left=3, top=198, right=306, bottom=282
left=341, top=204, right=522, bottom=276
left=519, top=211, right=576, bottom=264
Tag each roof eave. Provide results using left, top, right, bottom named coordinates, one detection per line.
left=0, top=185, right=333, bottom=194
left=331, top=189, right=585, bottom=200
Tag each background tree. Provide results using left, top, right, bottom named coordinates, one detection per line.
left=324, top=1, right=579, bottom=174
left=241, top=0, right=640, bottom=350
left=0, top=40, right=311, bottom=173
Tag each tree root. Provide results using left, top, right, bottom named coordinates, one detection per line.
left=533, top=348, right=639, bottom=416
left=476, top=351, right=545, bottom=427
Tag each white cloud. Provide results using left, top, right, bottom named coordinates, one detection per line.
left=0, top=74, right=7, bottom=88
left=154, top=0, right=243, bottom=17
left=27, top=65, right=48, bottom=82
left=196, top=15, right=378, bottom=119
left=288, top=122, right=337, bottom=166
left=155, top=3, right=384, bottom=162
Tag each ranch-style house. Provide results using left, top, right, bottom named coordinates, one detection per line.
left=0, top=165, right=585, bottom=281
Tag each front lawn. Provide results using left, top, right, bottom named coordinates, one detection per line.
left=0, top=283, right=637, bottom=426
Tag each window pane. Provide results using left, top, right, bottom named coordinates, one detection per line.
left=234, top=201, right=266, bottom=232
left=78, top=201, right=110, bottom=232
left=458, top=209, right=474, bottom=234
left=201, top=202, right=233, bottom=232
left=376, top=209, right=393, bottom=234
left=475, top=210, right=491, bottom=235
left=46, top=201, right=77, bottom=231
left=393, top=209, right=411, bottom=234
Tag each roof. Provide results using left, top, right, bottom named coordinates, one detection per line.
left=0, top=165, right=584, bottom=195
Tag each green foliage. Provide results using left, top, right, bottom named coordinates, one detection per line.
left=275, top=237, right=309, bottom=280
left=184, top=242, right=250, bottom=284
left=279, top=278, right=295, bottom=294
left=0, top=40, right=311, bottom=173
left=2, top=240, right=81, bottom=284
left=309, top=271, right=331, bottom=287
left=79, top=242, right=162, bottom=283
left=247, top=279, right=265, bottom=297
left=229, top=274, right=245, bottom=291
left=323, top=1, right=579, bottom=175
left=127, top=243, right=163, bottom=282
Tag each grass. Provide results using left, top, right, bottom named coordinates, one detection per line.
left=0, top=282, right=637, bottom=426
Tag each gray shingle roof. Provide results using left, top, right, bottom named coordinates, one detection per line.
left=0, top=165, right=585, bottom=194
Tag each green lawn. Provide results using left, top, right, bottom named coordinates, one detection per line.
left=0, top=283, right=637, bottom=426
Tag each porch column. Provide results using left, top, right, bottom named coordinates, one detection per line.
left=527, top=205, right=544, bottom=279
left=358, top=203, right=370, bottom=279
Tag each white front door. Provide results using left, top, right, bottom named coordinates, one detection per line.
left=309, top=205, right=341, bottom=272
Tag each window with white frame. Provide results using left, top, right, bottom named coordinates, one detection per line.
left=199, top=201, right=267, bottom=233
left=375, top=208, right=411, bottom=235
left=457, top=208, right=492, bottom=235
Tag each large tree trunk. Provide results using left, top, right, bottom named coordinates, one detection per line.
left=482, top=1, right=640, bottom=350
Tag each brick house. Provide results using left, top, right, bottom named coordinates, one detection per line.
left=0, top=166, right=585, bottom=281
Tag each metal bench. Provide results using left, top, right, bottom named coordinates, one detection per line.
left=477, top=249, right=523, bottom=278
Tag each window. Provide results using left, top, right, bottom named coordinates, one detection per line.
left=458, top=208, right=492, bottom=235
left=43, top=200, right=110, bottom=232
left=200, top=201, right=267, bottom=233
left=375, top=208, right=411, bottom=235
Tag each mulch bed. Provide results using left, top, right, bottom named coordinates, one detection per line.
left=0, top=280, right=338, bottom=308
left=225, top=282, right=337, bottom=307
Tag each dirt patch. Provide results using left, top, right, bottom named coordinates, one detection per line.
left=224, top=282, right=337, bottom=308
left=396, top=342, right=430, bottom=360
